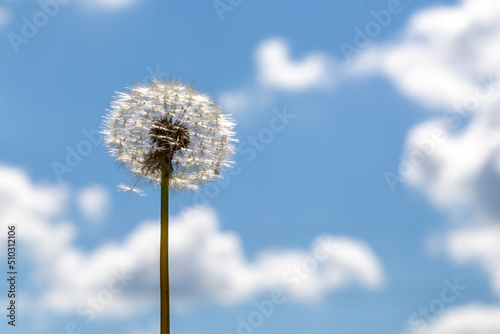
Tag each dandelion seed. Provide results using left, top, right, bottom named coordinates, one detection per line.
left=117, top=183, right=146, bottom=197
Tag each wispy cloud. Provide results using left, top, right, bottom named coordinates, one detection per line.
left=445, top=226, right=500, bottom=298
left=83, top=0, right=146, bottom=11
left=76, top=184, right=111, bottom=223
left=0, top=7, right=12, bottom=28
left=409, top=304, right=500, bottom=334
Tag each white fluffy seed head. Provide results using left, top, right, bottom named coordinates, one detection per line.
left=102, top=78, right=237, bottom=191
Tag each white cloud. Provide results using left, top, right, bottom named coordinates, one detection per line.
left=76, top=184, right=111, bottom=223
left=219, top=38, right=334, bottom=114
left=256, top=38, right=332, bottom=91
left=219, top=88, right=252, bottom=113
left=408, top=304, right=500, bottom=334
left=399, top=113, right=500, bottom=217
left=218, top=88, right=256, bottom=115
left=0, top=164, right=384, bottom=320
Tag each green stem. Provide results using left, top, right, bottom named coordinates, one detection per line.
left=160, top=170, right=170, bottom=334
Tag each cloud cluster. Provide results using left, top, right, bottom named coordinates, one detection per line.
left=344, top=0, right=500, bottom=332
left=192, top=5, right=500, bottom=333
left=0, top=164, right=383, bottom=321
left=202, top=0, right=498, bottom=331
left=354, top=0, right=500, bottom=298
left=350, top=0, right=500, bottom=223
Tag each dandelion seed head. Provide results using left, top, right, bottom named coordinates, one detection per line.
left=102, top=78, right=237, bottom=191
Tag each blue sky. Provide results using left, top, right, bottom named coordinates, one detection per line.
left=2, top=0, right=500, bottom=333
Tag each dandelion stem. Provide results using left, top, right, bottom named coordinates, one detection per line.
left=160, top=169, right=170, bottom=334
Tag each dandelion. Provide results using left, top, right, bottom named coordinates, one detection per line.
left=102, top=78, right=237, bottom=334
